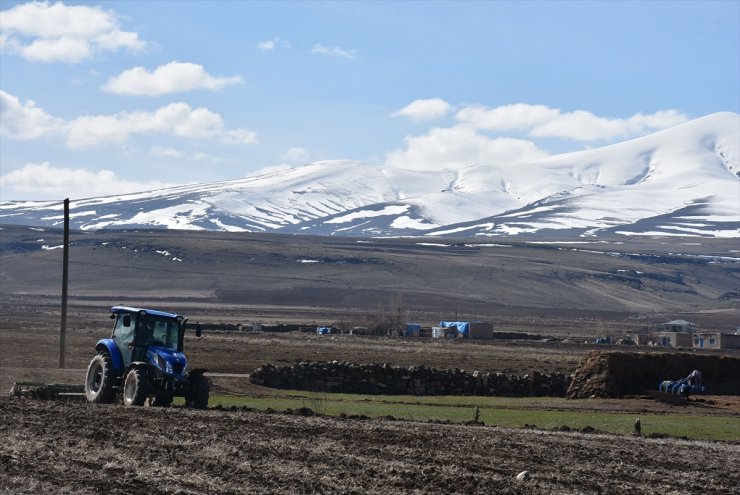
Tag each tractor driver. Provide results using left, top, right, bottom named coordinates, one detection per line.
left=141, top=320, right=155, bottom=343
left=132, top=320, right=155, bottom=361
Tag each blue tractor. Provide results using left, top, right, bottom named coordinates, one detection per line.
left=84, top=306, right=209, bottom=408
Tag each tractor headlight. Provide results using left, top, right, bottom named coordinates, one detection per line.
left=156, top=354, right=166, bottom=371
left=165, top=361, right=173, bottom=374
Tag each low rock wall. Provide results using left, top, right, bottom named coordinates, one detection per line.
left=250, top=361, right=571, bottom=397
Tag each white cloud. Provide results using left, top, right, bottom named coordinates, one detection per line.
left=392, top=98, right=452, bottom=122
left=0, top=89, right=63, bottom=139
left=220, top=128, right=258, bottom=145
left=455, top=103, right=688, bottom=141
left=0, top=162, right=175, bottom=200
left=65, top=102, right=225, bottom=148
left=530, top=109, right=688, bottom=141
left=280, top=146, right=310, bottom=163
left=311, top=44, right=355, bottom=59
left=0, top=1, right=144, bottom=63
left=0, top=91, right=257, bottom=148
left=103, top=61, right=244, bottom=96
left=455, top=103, right=559, bottom=131
left=20, top=36, right=91, bottom=62
left=385, top=125, right=547, bottom=171
left=151, top=146, right=184, bottom=158
left=257, top=37, right=290, bottom=51
left=150, top=146, right=223, bottom=162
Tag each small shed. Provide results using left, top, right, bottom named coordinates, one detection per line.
left=432, top=326, right=457, bottom=339
left=437, top=321, right=493, bottom=339
left=468, top=322, right=493, bottom=340
left=405, top=323, right=421, bottom=337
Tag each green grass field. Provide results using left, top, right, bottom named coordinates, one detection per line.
left=178, top=391, right=740, bottom=441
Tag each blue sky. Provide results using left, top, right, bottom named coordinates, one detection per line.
left=1, top=0, right=738, bottom=200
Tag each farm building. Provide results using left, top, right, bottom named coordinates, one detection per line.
left=693, top=332, right=740, bottom=350
left=655, top=332, right=693, bottom=348
left=434, top=321, right=493, bottom=339
left=405, top=323, right=421, bottom=337
left=432, top=326, right=458, bottom=339
left=657, top=319, right=698, bottom=333
left=626, top=327, right=651, bottom=345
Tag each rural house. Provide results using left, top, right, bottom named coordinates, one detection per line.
left=657, top=319, right=698, bottom=333
left=693, top=332, right=740, bottom=350
left=655, top=332, right=693, bottom=348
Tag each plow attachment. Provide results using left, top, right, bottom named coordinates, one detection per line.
left=647, top=390, right=689, bottom=405
left=9, top=382, right=86, bottom=402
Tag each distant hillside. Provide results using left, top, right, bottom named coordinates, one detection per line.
left=1, top=226, right=738, bottom=324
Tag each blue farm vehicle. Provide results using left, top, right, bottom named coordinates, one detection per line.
left=84, top=306, right=209, bottom=408
left=658, top=370, right=706, bottom=398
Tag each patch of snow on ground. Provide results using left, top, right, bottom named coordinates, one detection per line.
left=41, top=245, right=63, bottom=250
left=494, top=225, right=539, bottom=235
left=466, top=243, right=512, bottom=248
left=428, top=223, right=495, bottom=236
left=40, top=210, right=97, bottom=220
left=325, top=205, right=409, bottom=224
left=503, top=205, right=557, bottom=218
left=210, top=219, right=248, bottom=232
left=616, top=229, right=738, bottom=238
left=390, top=216, right=438, bottom=230
left=298, top=259, right=321, bottom=263
left=335, top=220, right=372, bottom=232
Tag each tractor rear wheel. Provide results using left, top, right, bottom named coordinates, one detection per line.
left=185, top=373, right=210, bottom=410
left=122, top=368, right=149, bottom=406
left=85, top=353, right=116, bottom=404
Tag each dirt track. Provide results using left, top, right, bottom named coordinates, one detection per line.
left=1, top=398, right=737, bottom=494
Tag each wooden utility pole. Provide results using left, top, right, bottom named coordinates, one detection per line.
left=59, top=198, right=69, bottom=369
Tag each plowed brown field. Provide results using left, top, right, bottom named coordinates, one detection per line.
left=1, top=398, right=737, bottom=494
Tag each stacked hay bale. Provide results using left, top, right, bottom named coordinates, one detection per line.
left=566, top=351, right=740, bottom=398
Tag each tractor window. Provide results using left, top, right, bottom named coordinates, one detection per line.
left=113, top=314, right=136, bottom=366
left=114, top=315, right=136, bottom=344
left=139, top=317, right=181, bottom=352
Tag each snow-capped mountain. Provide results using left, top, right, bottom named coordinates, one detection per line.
left=1, top=112, right=738, bottom=238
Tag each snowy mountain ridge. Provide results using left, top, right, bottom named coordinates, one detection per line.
left=1, top=112, right=738, bottom=238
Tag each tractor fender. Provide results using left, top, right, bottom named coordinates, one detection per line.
left=95, top=339, right=124, bottom=371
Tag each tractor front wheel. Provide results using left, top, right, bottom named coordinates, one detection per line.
left=122, top=368, right=149, bottom=406
left=85, top=353, right=116, bottom=404
left=150, top=390, right=173, bottom=408
left=185, top=373, right=210, bottom=410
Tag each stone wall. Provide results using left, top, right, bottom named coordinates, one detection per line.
left=250, top=361, right=571, bottom=397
